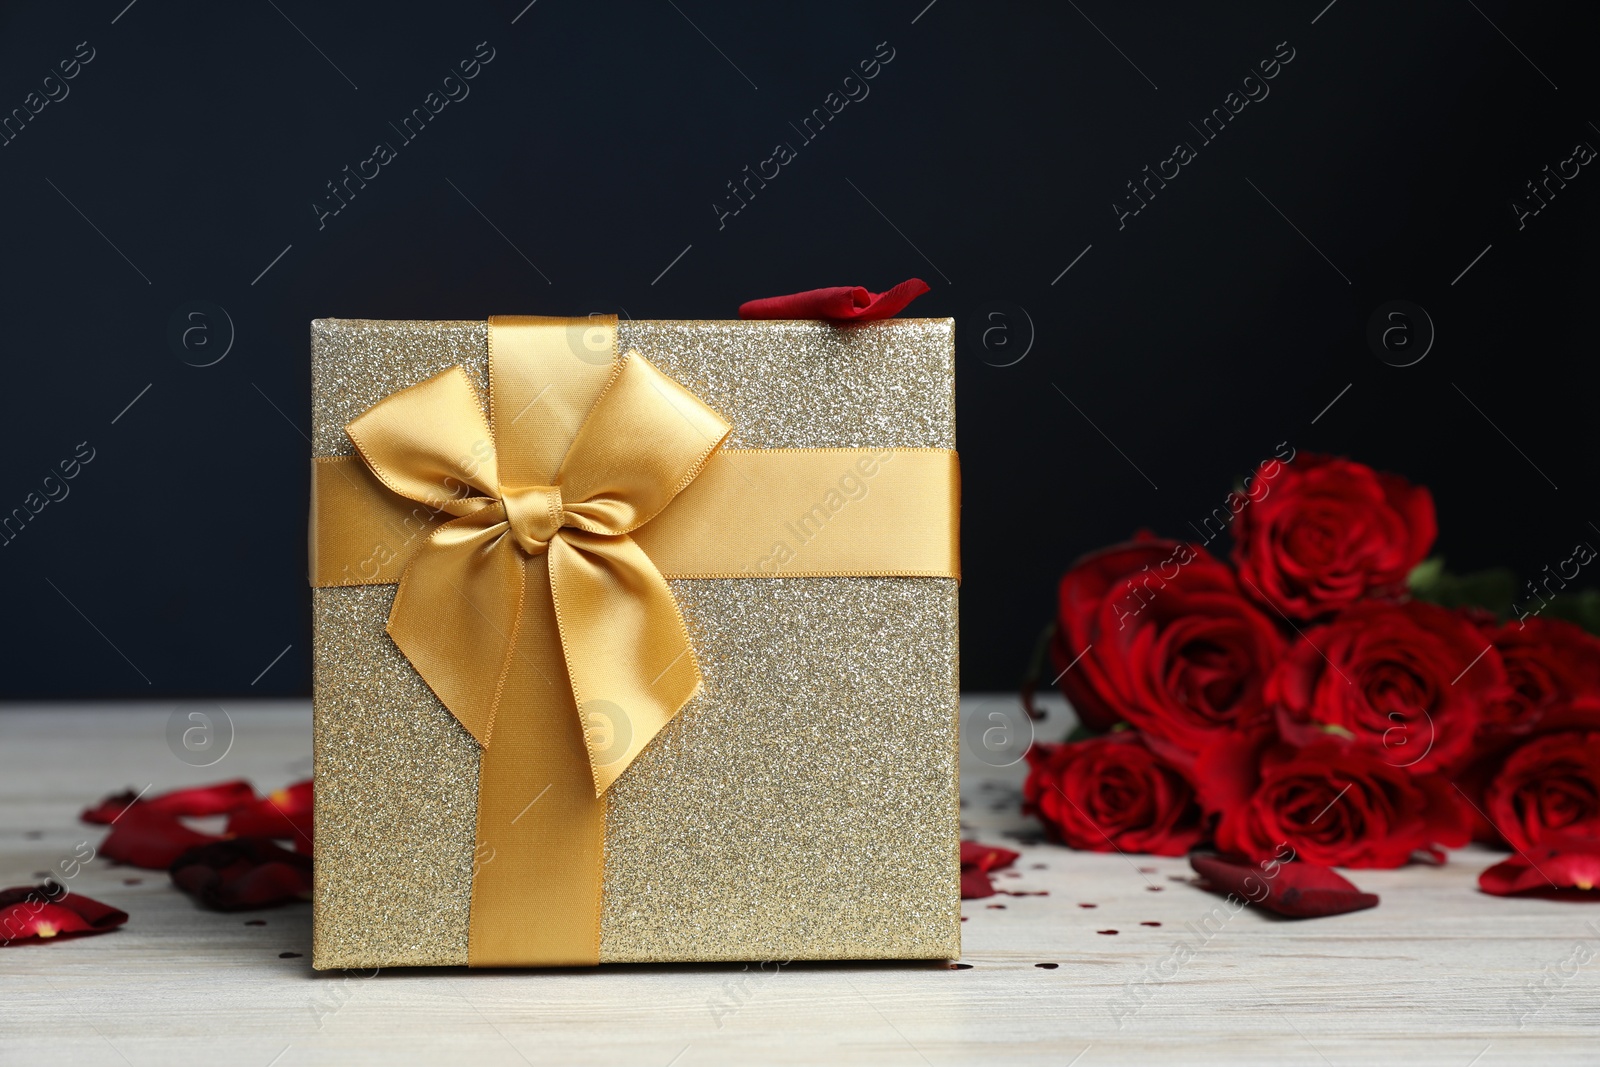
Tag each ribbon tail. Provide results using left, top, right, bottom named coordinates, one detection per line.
left=386, top=512, right=525, bottom=747
left=547, top=528, right=702, bottom=796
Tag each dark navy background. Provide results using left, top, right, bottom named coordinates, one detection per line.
left=0, top=0, right=1594, bottom=697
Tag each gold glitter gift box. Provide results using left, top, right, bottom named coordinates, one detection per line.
left=309, top=317, right=959, bottom=968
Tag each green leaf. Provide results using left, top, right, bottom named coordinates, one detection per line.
left=1318, top=723, right=1355, bottom=739
left=1408, top=558, right=1517, bottom=616
left=1407, top=557, right=1445, bottom=595
left=1543, top=588, right=1600, bottom=637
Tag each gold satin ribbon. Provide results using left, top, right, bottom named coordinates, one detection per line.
left=311, top=316, right=959, bottom=966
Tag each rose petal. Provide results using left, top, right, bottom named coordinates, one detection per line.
left=738, top=279, right=930, bottom=322
left=0, top=885, right=128, bottom=945
left=225, top=780, right=313, bottom=844
left=1190, top=853, right=1380, bottom=918
left=960, top=840, right=1019, bottom=874
left=1478, top=836, right=1600, bottom=898
left=960, top=868, right=998, bottom=899
left=79, top=789, right=144, bottom=825
left=82, top=780, right=257, bottom=824
left=100, top=808, right=223, bottom=869
left=169, top=838, right=313, bottom=911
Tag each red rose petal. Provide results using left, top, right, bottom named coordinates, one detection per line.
left=0, top=885, right=129, bottom=945
left=960, top=869, right=998, bottom=899
left=79, top=789, right=144, bottom=825
left=959, top=839, right=1019, bottom=898
left=1190, top=854, right=1380, bottom=918
left=960, top=840, right=1019, bottom=874
left=0, top=901, right=93, bottom=942
left=100, top=808, right=223, bottom=869
left=1478, top=836, right=1600, bottom=898
left=225, top=780, right=313, bottom=845
left=169, top=838, right=313, bottom=911
left=82, top=780, right=257, bottom=824
left=738, top=279, right=930, bottom=322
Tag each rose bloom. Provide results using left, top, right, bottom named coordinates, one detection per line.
left=1024, top=732, right=1203, bottom=856
left=1484, top=729, right=1600, bottom=853
left=1201, top=734, right=1468, bottom=868
left=1048, top=537, right=1284, bottom=765
left=1231, top=454, right=1435, bottom=621
left=1268, top=600, right=1503, bottom=775
left=1474, top=617, right=1600, bottom=740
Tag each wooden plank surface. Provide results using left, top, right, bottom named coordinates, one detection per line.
left=2, top=698, right=1596, bottom=1065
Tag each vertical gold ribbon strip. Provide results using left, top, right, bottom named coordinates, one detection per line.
left=467, top=318, right=616, bottom=966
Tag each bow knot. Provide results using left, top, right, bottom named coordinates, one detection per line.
left=501, top=484, right=565, bottom=553
left=343, top=350, right=732, bottom=795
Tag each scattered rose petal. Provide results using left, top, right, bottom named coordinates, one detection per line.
left=1478, top=835, right=1600, bottom=898
left=169, top=838, right=312, bottom=911
left=1190, top=854, right=1379, bottom=918
left=1097, top=929, right=1118, bottom=935
left=1035, top=962, right=1059, bottom=969
left=960, top=869, right=998, bottom=899
left=959, top=839, right=1020, bottom=899
left=225, top=780, right=313, bottom=849
left=961, top=840, right=1019, bottom=873
left=0, top=885, right=128, bottom=945
left=738, top=279, right=930, bottom=322
left=100, top=808, right=223, bottom=869
left=82, top=781, right=256, bottom=825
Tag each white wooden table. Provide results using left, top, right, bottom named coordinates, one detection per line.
left=2, top=699, right=1596, bottom=1065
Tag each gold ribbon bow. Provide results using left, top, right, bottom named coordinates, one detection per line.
left=346, top=351, right=728, bottom=796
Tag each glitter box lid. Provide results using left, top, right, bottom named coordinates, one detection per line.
left=310, top=318, right=960, bottom=967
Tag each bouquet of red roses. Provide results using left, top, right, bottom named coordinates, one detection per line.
left=1023, top=452, right=1600, bottom=897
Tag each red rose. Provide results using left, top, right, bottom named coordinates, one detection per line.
left=1231, top=454, right=1435, bottom=620
left=1268, top=601, right=1502, bottom=775
left=1201, top=734, right=1468, bottom=868
left=1474, top=617, right=1600, bottom=741
left=1484, top=729, right=1600, bottom=852
left=1048, top=537, right=1284, bottom=763
left=1023, top=732, right=1203, bottom=856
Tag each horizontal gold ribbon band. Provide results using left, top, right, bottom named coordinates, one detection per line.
left=310, top=447, right=961, bottom=587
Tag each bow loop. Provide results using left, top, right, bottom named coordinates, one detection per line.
left=345, top=367, right=500, bottom=516
left=555, top=354, right=733, bottom=535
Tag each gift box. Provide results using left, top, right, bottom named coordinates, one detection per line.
left=309, top=315, right=959, bottom=968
